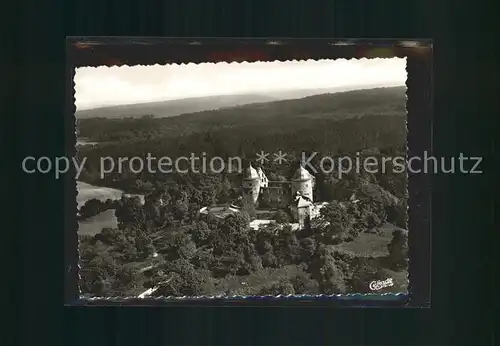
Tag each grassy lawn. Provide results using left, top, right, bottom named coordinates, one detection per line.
left=337, top=226, right=394, bottom=257
left=78, top=209, right=117, bottom=236
left=335, top=225, right=408, bottom=294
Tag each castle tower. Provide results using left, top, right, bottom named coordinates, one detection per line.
left=242, top=163, right=261, bottom=204
left=291, top=165, right=314, bottom=202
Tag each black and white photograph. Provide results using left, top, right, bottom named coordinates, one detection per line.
left=74, top=57, right=410, bottom=299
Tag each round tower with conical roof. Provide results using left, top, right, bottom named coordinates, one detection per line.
left=291, top=165, right=313, bottom=202
left=242, top=163, right=261, bottom=204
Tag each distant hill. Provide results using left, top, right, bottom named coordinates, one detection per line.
left=160, top=86, right=407, bottom=128
left=75, top=84, right=405, bottom=120
left=267, top=83, right=405, bottom=100
left=77, top=86, right=407, bottom=144
left=76, top=94, right=279, bottom=119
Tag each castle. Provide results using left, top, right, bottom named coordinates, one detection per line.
left=241, top=163, right=321, bottom=227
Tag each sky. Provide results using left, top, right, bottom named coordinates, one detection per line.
left=75, top=58, right=407, bottom=110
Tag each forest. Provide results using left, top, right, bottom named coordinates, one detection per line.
left=77, top=86, right=410, bottom=297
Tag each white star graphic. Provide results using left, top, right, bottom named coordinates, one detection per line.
left=273, top=150, right=288, bottom=164
left=255, top=150, right=270, bottom=164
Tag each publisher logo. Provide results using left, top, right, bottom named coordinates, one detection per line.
left=369, top=278, right=394, bottom=291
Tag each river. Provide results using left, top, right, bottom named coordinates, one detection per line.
left=77, top=181, right=144, bottom=236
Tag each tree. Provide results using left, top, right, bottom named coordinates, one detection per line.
left=387, top=229, right=408, bottom=270
left=272, top=225, right=301, bottom=266
left=172, top=190, right=190, bottom=221
left=274, top=211, right=291, bottom=224
left=290, top=274, right=317, bottom=294
left=79, top=198, right=105, bottom=219
left=260, top=252, right=278, bottom=268
left=217, top=177, right=233, bottom=203
left=190, top=248, right=215, bottom=270
left=307, top=245, right=347, bottom=295
left=114, top=234, right=138, bottom=262
left=115, top=196, right=144, bottom=229
left=158, top=231, right=197, bottom=261
left=79, top=248, right=118, bottom=296
left=152, top=259, right=207, bottom=297
left=210, top=250, right=248, bottom=277
left=241, top=244, right=263, bottom=274
left=111, top=266, right=136, bottom=292
left=320, top=201, right=352, bottom=235
left=143, top=192, right=166, bottom=226
left=212, top=213, right=250, bottom=256
left=201, top=187, right=217, bottom=207
left=299, top=237, right=317, bottom=262
left=316, top=201, right=354, bottom=244
left=94, top=227, right=121, bottom=246
left=135, top=233, right=155, bottom=260
left=209, top=213, right=261, bottom=275
left=191, top=221, right=213, bottom=246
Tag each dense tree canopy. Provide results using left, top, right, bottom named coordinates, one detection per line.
left=77, top=87, right=409, bottom=297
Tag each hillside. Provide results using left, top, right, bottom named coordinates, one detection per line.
left=77, top=86, right=407, bottom=141
left=75, top=85, right=406, bottom=120
left=76, top=94, right=279, bottom=119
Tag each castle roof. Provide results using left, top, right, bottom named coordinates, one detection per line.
left=292, top=166, right=312, bottom=181
left=243, top=163, right=259, bottom=180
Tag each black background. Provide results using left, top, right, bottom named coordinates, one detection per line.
left=4, top=0, right=495, bottom=345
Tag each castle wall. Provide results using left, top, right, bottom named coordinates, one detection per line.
left=261, top=186, right=291, bottom=209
